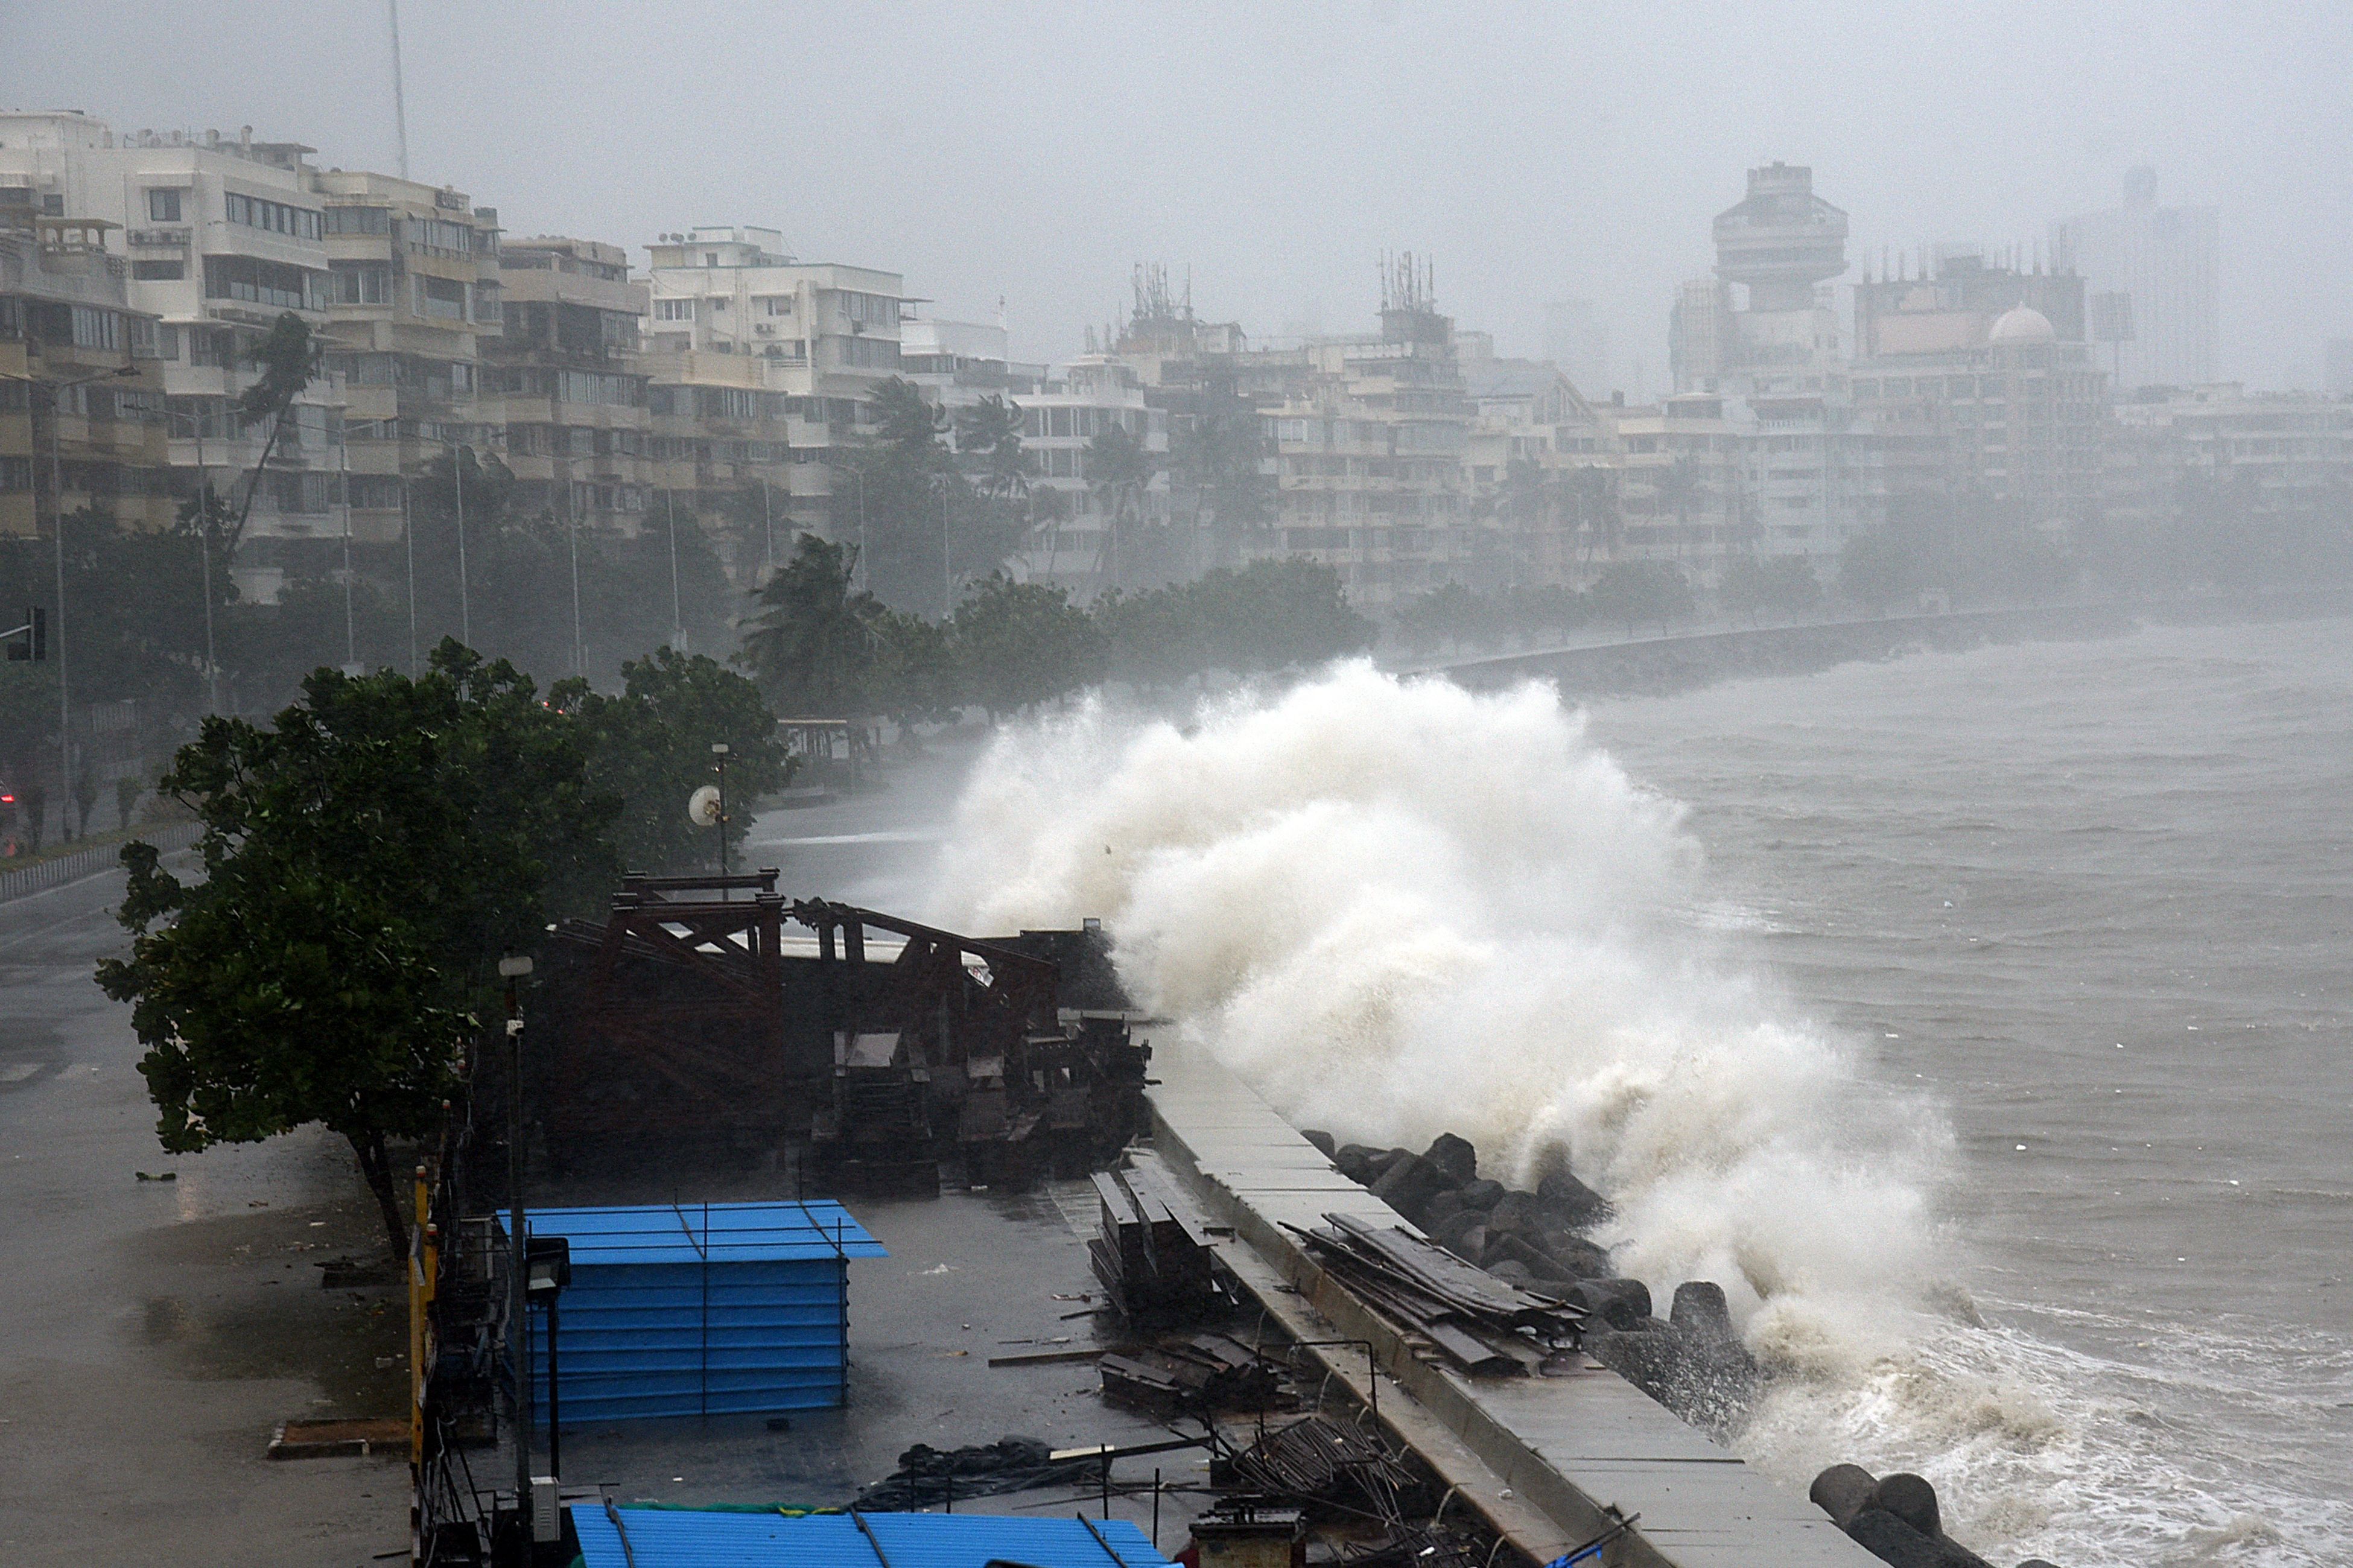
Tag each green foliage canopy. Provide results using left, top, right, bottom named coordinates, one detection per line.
left=95, top=642, right=621, bottom=1257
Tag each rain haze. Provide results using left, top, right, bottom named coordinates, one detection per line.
left=8, top=1, right=2353, bottom=386
left=2, top=7, right=2351, bottom=1568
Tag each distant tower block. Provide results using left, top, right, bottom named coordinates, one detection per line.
left=1712, top=162, right=1849, bottom=311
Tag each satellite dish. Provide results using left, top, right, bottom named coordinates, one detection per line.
left=687, top=784, right=722, bottom=828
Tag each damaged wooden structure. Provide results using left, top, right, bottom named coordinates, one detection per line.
left=529, top=873, right=1151, bottom=1190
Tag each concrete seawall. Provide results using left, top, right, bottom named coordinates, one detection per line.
left=1421, top=585, right=2353, bottom=703
left=1143, top=1044, right=1875, bottom=1568
left=1432, top=605, right=2135, bottom=701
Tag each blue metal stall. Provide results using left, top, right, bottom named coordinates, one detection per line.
left=500, top=1200, right=887, bottom=1423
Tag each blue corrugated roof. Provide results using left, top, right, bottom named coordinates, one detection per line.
left=497, top=1201, right=888, bottom=1265
left=570, top=1509, right=1174, bottom=1568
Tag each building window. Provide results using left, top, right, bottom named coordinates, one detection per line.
left=416, top=274, right=468, bottom=320
left=203, top=253, right=325, bottom=310
left=836, top=336, right=899, bottom=370
left=324, top=206, right=393, bottom=236
left=761, top=295, right=793, bottom=317
left=654, top=297, right=695, bottom=322
left=472, top=283, right=500, bottom=325
left=0, top=456, right=33, bottom=492
left=331, top=262, right=394, bottom=305
left=222, top=191, right=323, bottom=240
left=146, top=188, right=185, bottom=223
left=71, top=305, right=122, bottom=351
left=837, top=290, right=898, bottom=328
left=132, top=259, right=185, bottom=281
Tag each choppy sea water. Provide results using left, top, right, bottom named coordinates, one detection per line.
left=1581, top=615, right=2353, bottom=1565
left=773, top=614, right=2351, bottom=1567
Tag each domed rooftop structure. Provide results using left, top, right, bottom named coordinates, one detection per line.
left=1989, top=305, right=2057, bottom=345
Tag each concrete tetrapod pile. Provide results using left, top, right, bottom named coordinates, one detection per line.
left=1312, top=1132, right=2058, bottom=1567
left=1303, top=1130, right=1758, bottom=1435
left=1809, top=1465, right=2062, bottom=1568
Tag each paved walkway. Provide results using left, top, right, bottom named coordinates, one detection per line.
left=0, top=867, right=405, bottom=1567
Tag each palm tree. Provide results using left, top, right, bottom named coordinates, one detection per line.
left=954, top=394, right=1029, bottom=504
left=1085, top=424, right=1154, bottom=591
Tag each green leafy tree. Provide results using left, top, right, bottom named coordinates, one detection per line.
left=1588, top=559, right=1695, bottom=635
left=555, top=647, right=789, bottom=875
left=1086, top=424, right=1157, bottom=589
left=854, top=378, right=967, bottom=617
left=96, top=643, right=621, bottom=1258
left=950, top=571, right=1103, bottom=719
left=1838, top=527, right=1925, bottom=614
left=738, top=533, right=881, bottom=717
left=1172, top=397, right=1272, bottom=548
left=955, top=395, right=1029, bottom=504
left=1197, top=557, right=1373, bottom=671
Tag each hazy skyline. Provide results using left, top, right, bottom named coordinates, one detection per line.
left=8, top=1, right=2348, bottom=390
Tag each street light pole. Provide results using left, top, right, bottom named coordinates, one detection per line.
left=711, top=741, right=731, bottom=884
left=497, top=951, right=534, bottom=1519
left=337, top=414, right=356, bottom=670
left=665, top=486, right=683, bottom=650
left=48, top=396, right=71, bottom=831
left=451, top=436, right=471, bottom=647
left=5, top=363, right=138, bottom=839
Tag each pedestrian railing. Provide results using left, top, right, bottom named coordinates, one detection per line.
left=0, top=821, right=202, bottom=904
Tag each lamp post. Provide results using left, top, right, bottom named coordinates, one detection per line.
left=161, top=405, right=222, bottom=715
left=711, top=741, right=731, bottom=884
left=4, top=363, right=139, bottom=835
left=496, top=950, right=534, bottom=1518
left=450, top=435, right=471, bottom=647
left=664, top=486, right=684, bottom=651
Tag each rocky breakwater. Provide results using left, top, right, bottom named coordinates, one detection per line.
left=1301, top=1128, right=1758, bottom=1438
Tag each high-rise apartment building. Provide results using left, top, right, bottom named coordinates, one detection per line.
left=1849, top=253, right=2107, bottom=531
left=308, top=170, right=502, bottom=550
left=639, top=226, right=906, bottom=572
left=1685, top=164, right=1881, bottom=567
left=2105, top=384, right=2353, bottom=538
left=1, top=213, right=171, bottom=537
left=1243, top=258, right=1474, bottom=609
left=0, top=113, right=344, bottom=576
left=486, top=236, right=651, bottom=538
left=2050, top=167, right=2219, bottom=392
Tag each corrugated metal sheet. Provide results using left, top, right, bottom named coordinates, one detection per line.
left=571, top=1508, right=1173, bottom=1568
left=502, top=1202, right=888, bottom=1423
left=501, top=1201, right=889, bottom=1265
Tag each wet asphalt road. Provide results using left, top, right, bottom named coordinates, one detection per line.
left=0, top=864, right=406, bottom=1566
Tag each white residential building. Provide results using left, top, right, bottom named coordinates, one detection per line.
left=638, top=226, right=906, bottom=548
left=0, top=112, right=346, bottom=569
left=1012, top=357, right=1168, bottom=596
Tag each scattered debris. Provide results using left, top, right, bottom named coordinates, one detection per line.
left=133, top=1170, right=176, bottom=1182
left=1288, top=1212, right=1585, bottom=1376
left=1226, top=1414, right=1420, bottom=1517
left=1100, top=1334, right=1285, bottom=1413
left=268, top=1417, right=408, bottom=1460
left=856, top=1435, right=1109, bottom=1510
left=1089, top=1167, right=1225, bottom=1324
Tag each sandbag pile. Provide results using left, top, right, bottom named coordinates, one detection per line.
left=1810, top=1465, right=2057, bottom=1568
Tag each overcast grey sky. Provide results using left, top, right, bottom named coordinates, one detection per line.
left=8, top=1, right=2349, bottom=389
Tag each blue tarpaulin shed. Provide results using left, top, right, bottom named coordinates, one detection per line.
left=500, top=1201, right=887, bottom=1423
left=570, top=1508, right=1174, bottom=1568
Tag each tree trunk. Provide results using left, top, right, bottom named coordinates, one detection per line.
left=348, top=1127, right=410, bottom=1263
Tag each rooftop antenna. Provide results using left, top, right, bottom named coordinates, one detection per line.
left=386, top=0, right=411, bottom=179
